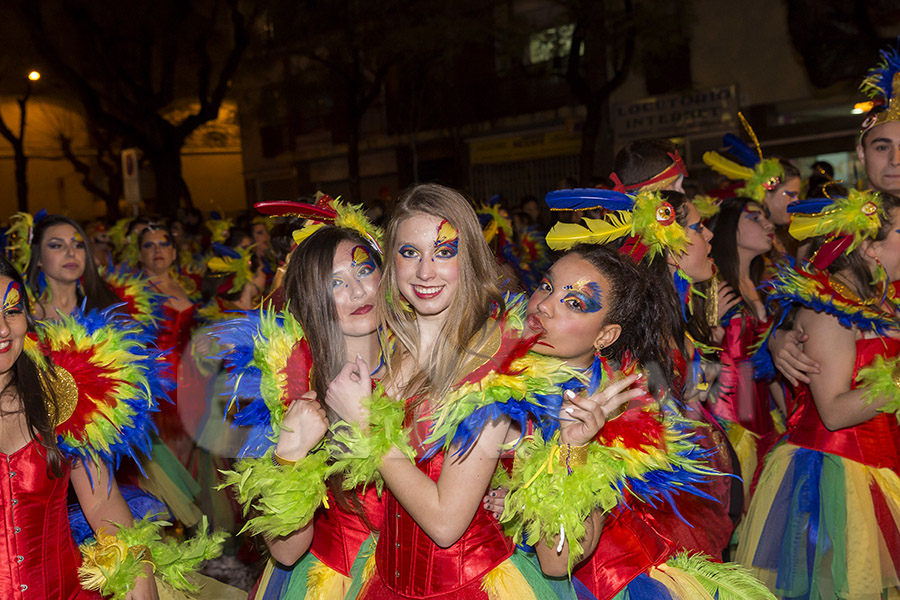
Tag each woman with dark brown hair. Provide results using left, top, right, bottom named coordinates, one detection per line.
left=0, top=254, right=160, bottom=599
left=23, top=215, right=121, bottom=320
left=219, top=199, right=387, bottom=599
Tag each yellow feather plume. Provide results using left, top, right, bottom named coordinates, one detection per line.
left=481, top=560, right=537, bottom=600
left=305, top=561, right=350, bottom=600
left=788, top=214, right=829, bottom=241
left=545, top=212, right=633, bottom=250
left=702, top=151, right=754, bottom=182
left=292, top=222, right=325, bottom=247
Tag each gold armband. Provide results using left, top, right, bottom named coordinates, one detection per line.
left=272, top=450, right=298, bottom=467
left=557, top=443, right=589, bottom=471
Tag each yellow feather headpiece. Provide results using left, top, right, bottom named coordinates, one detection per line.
left=788, top=189, right=884, bottom=253
left=290, top=195, right=384, bottom=255
left=702, top=114, right=785, bottom=203
left=206, top=244, right=255, bottom=295
left=546, top=190, right=688, bottom=259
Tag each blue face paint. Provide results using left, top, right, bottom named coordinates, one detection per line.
left=398, top=244, right=421, bottom=262
left=687, top=222, right=703, bottom=233
left=561, top=280, right=603, bottom=313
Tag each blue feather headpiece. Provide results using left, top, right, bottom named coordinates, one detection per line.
left=860, top=44, right=900, bottom=136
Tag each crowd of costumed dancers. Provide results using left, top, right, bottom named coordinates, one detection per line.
left=3, top=42, right=900, bottom=600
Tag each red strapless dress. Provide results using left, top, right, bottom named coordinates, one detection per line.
left=156, top=304, right=197, bottom=464
left=787, top=337, right=900, bottom=472
left=310, top=486, right=383, bottom=577
left=0, top=441, right=100, bottom=599
left=362, top=450, right=513, bottom=599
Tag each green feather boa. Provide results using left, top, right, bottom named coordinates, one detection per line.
left=220, top=448, right=330, bottom=538
left=856, top=353, right=900, bottom=421
left=79, top=515, right=225, bottom=599
left=501, top=411, right=719, bottom=572
left=327, top=383, right=416, bottom=494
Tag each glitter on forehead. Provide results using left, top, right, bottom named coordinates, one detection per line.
left=2, top=281, right=22, bottom=313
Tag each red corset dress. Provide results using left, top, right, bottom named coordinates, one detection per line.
left=787, top=337, right=900, bottom=472
left=362, top=450, right=513, bottom=599
left=156, top=304, right=197, bottom=465
left=310, top=486, right=384, bottom=577
left=714, top=312, right=777, bottom=439
left=0, top=441, right=100, bottom=599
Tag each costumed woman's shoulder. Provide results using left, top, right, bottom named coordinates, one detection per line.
left=212, top=306, right=311, bottom=459
left=25, top=307, right=166, bottom=469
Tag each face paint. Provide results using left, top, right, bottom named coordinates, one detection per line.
left=561, top=279, right=603, bottom=313
left=350, top=245, right=377, bottom=273
left=72, top=232, right=84, bottom=244
left=434, top=220, right=459, bottom=258
left=687, top=222, right=703, bottom=233
left=398, top=244, right=421, bottom=262
left=2, top=281, right=22, bottom=314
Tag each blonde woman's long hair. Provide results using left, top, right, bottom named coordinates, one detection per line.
left=378, top=184, right=504, bottom=410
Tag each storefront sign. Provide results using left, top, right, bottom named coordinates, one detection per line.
left=470, top=128, right=581, bottom=165
left=612, top=85, right=738, bottom=145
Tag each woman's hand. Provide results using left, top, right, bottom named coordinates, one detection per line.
left=125, top=564, right=159, bottom=599
left=712, top=282, right=741, bottom=344
left=482, top=487, right=507, bottom=520
left=275, top=391, right=329, bottom=462
left=716, top=281, right=741, bottom=322
left=771, top=328, right=819, bottom=386
left=559, top=373, right=643, bottom=446
left=324, top=355, right=371, bottom=426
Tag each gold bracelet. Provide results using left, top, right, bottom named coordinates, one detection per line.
left=272, top=450, right=298, bottom=467
left=557, top=442, right=589, bottom=471
left=129, top=544, right=152, bottom=563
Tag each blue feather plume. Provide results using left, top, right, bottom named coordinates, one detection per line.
left=722, top=133, right=760, bottom=168
left=545, top=188, right=635, bottom=211
left=862, top=45, right=900, bottom=103
left=673, top=269, right=692, bottom=321
left=787, top=198, right=832, bottom=214
left=211, top=242, right=241, bottom=258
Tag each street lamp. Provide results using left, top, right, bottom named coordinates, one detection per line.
left=28, top=71, right=40, bottom=82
